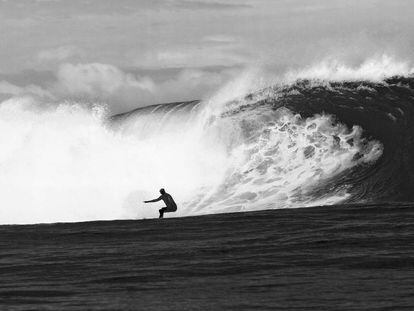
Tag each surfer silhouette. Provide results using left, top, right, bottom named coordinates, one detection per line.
left=144, top=188, right=177, bottom=218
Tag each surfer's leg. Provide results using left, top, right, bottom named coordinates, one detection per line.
left=165, top=205, right=177, bottom=213
left=159, top=207, right=166, bottom=218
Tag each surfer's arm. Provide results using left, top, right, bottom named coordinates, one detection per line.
left=144, top=196, right=162, bottom=203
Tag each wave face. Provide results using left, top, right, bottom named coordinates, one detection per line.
left=1, top=75, right=414, bottom=224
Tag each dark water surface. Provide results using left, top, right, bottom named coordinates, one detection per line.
left=1, top=204, right=414, bottom=310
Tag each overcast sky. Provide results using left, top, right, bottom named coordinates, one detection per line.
left=0, top=0, right=413, bottom=113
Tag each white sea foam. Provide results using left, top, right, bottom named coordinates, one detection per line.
left=284, top=55, right=413, bottom=83
left=0, top=96, right=381, bottom=224
left=184, top=107, right=382, bottom=215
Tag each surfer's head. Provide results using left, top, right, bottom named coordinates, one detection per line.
left=159, top=188, right=166, bottom=195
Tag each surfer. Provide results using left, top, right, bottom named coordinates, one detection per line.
left=144, top=188, right=177, bottom=218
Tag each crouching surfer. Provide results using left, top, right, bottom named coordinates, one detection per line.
left=144, top=188, right=177, bottom=218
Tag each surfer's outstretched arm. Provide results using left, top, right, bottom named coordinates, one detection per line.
left=144, top=196, right=162, bottom=203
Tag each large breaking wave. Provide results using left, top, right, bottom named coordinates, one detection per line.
left=1, top=59, right=414, bottom=224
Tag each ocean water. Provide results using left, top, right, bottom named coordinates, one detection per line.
left=1, top=203, right=413, bottom=310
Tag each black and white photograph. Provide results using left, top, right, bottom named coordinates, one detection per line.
left=0, top=0, right=414, bottom=310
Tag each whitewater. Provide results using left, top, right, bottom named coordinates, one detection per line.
left=0, top=56, right=413, bottom=225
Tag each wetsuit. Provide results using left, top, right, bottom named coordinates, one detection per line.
left=158, top=193, right=177, bottom=218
